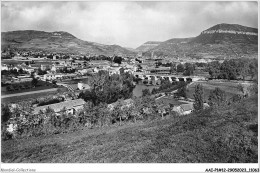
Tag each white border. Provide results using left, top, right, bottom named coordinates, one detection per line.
left=1, top=0, right=259, bottom=172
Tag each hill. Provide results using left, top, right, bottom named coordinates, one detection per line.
left=192, top=23, right=258, bottom=44
left=144, top=23, right=258, bottom=59
left=136, top=41, right=162, bottom=52
left=2, top=96, right=257, bottom=163
left=1, top=30, right=136, bottom=56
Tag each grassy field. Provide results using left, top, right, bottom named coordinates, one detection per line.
left=2, top=59, right=53, bottom=65
left=2, top=96, right=257, bottom=163
left=187, top=80, right=244, bottom=101
left=1, top=84, right=55, bottom=95
left=1, top=90, right=58, bottom=103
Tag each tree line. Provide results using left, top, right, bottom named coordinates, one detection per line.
left=1, top=95, right=169, bottom=140
left=207, top=58, right=257, bottom=80
left=78, top=70, right=135, bottom=105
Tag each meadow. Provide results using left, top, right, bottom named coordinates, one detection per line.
left=187, top=80, right=244, bottom=101
left=1, top=89, right=59, bottom=103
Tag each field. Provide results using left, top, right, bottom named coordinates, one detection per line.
left=187, top=80, right=245, bottom=101
left=1, top=81, right=56, bottom=95
left=1, top=89, right=59, bottom=103
left=2, top=96, right=257, bottom=163
left=2, top=59, right=53, bottom=66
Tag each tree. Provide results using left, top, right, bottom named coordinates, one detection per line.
left=52, top=80, right=57, bottom=86
left=131, top=97, right=143, bottom=122
left=119, top=67, right=125, bottom=74
left=83, top=101, right=95, bottom=127
left=1, top=104, right=11, bottom=123
left=176, top=86, right=187, bottom=98
left=142, top=89, right=151, bottom=97
left=237, top=59, right=249, bottom=80
left=183, top=63, right=194, bottom=76
left=193, top=84, right=204, bottom=111
left=220, top=60, right=238, bottom=80
left=97, top=103, right=109, bottom=127
left=208, top=87, right=226, bottom=106
left=113, top=99, right=124, bottom=126
left=248, top=59, right=258, bottom=80
left=170, top=63, right=176, bottom=74
left=37, top=68, right=47, bottom=75
left=18, top=68, right=24, bottom=74
left=208, top=61, right=221, bottom=79
left=177, top=63, right=185, bottom=73
left=237, top=83, right=246, bottom=96
left=113, top=56, right=122, bottom=64
left=31, top=77, right=38, bottom=87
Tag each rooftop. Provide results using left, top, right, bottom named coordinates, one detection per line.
left=34, top=99, right=85, bottom=114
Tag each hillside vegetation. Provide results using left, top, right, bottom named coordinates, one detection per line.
left=2, top=95, right=257, bottom=163
left=1, top=30, right=135, bottom=56
left=144, top=23, right=258, bottom=59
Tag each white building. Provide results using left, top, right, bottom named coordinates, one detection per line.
left=1, top=64, right=9, bottom=70
left=172, top=103, right=210, bottom=115
left=33, top=99, right=86, bottom=116
left=78, top=83, right=91, bottom=90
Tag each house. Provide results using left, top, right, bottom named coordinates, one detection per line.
left=14, top=65, right=36, bottom=73
left=40, top=64, right=50, bottom=71
left=78, top=83, right=91, bottom=90
left=51, top=64, right=64, bottom=72
left=107, top=67, right=121, bottom=75
left=33, top=99, right=85, bottom=115
left=107, top=99, right=134, bottom=111
left=44, top=73, right=63, bottom=81
left=172, top=103, right=210, bottom=115
left=78, top=68, right=93, bottom=75
left=147, top=67, right=171, bottom=74
left=1, top=64, right=9, bottom=70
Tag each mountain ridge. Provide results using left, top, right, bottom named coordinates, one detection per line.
left=1, top=30, right=136, bottom=56
left=143, top=23, right=258, bottom=59
left=2, top=23, right=258, bottom=58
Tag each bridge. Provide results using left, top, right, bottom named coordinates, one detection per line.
left=133, top=72, right=206, bottom=82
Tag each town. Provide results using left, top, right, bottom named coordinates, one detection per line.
left=2, top=49, right=257, bottom=136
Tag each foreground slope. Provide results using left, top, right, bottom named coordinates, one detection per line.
left=1, top=30, right=135, bottom=56
left=2, top=96, right=257, bottom=163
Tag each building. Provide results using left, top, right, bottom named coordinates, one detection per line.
left=15, top=65, right=36, bottom=73
left=107, top=67, right=121, bottom=75
left=146, top=67, right=171, bottom=74
left=33, top=99, right=86, bottom=115
left=78, top=83, right=91, bottom=90
left=43, top=73, right=63, bottom=81
left=107, top=99, right=134, bottom=111
left=78, top=68, right=93, bottom=75
left=1, top=64, right=9, bottom=70
left=172, top=103, right=210, bottom=115
left=51, top=64, right=64, bottom=72
left=40, top=64, right=50, bottom=71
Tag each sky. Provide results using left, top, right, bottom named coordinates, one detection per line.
left=1, top=1, right=258, bottom=48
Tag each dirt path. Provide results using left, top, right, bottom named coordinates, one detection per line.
left=1, top=88, right=58, bottom=98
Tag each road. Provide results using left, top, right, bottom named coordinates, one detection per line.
left=1, top=88, right=58, bottom=98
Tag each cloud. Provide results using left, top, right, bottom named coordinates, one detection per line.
left=1, top=1, right=258, bottom=48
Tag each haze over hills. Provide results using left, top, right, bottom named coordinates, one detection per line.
left=136, top=41, right=162, bottom=52
left=1, top=30, right=136, bottom=56
left=142, top=23, right=258, bottom=59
